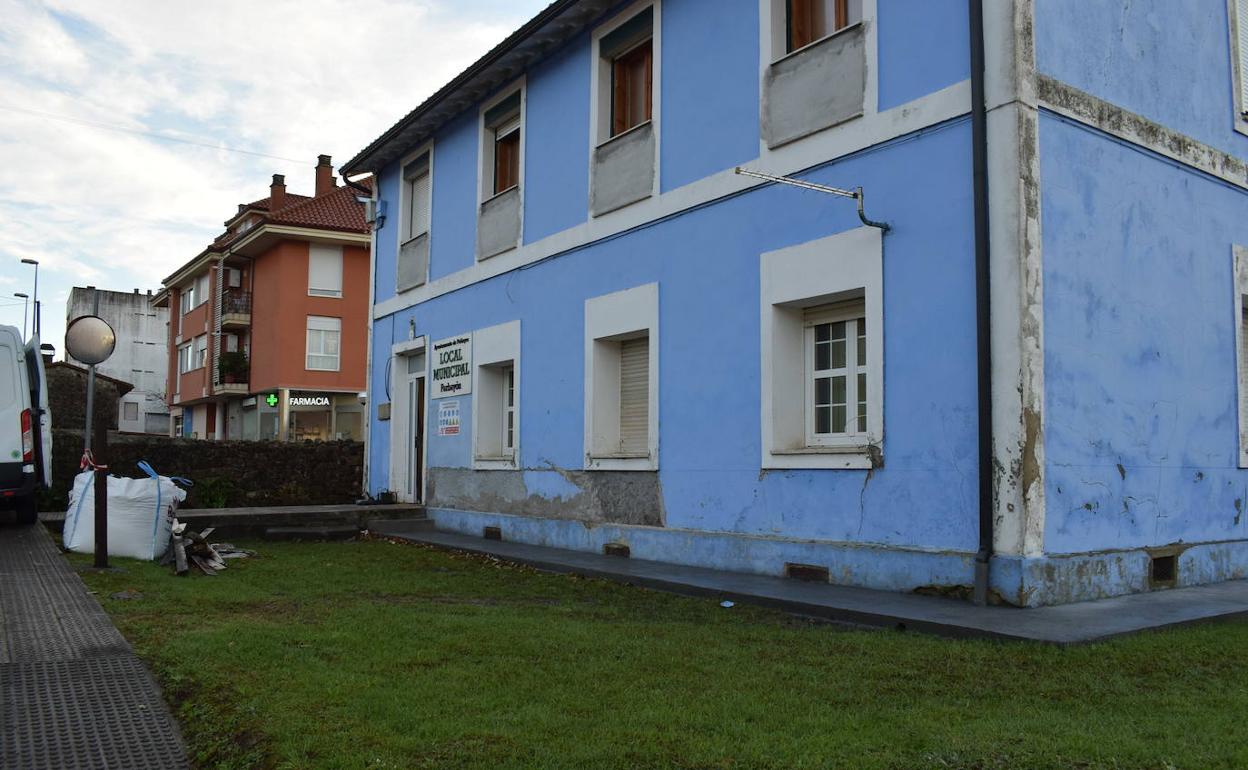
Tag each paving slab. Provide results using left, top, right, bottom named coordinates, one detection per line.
left=0, top=522, right=189, bottom=769
left=372, top=521, right=1248, bottom=645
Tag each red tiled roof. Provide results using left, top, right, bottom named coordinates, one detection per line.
left=244, top=193, right=311, bottom=211
left=267, top=181, right=371, bottom=234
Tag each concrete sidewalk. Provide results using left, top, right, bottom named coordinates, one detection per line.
left=0, top=522, right=189, bottom=769
left=373, top=520, right=1248, bottom=645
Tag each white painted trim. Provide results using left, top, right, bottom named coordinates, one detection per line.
left=584, top=283, right=659, bottom=471
left=389, top=336, right=428, bottom=504
left=588, top=0, right=662, bottom=212
left=476, top=76, right=527, bottom=246
left=1235, top=245, right=1248, bottom=468
left=760, top=227, right=882, bottom=470
left=470, top=320, right=521, bottom=470
left=1231, top=0, right=1248, bottom=138
left=984, top=0, right=1046, bottom=559
left=374, top=79, right=970, bottom=320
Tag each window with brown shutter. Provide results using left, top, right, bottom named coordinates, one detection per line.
left=786, top=0, right=852, bottom=54
left=493, top=121, right=520, bottom=194
left=611, top=39, right=653, bottom=137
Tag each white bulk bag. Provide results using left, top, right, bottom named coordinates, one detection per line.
left=63, top=463, right=187, bottom=561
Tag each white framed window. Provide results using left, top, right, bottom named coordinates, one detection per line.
left=803, top=301, right=867, bottom=447
left=1235, top=245, right=1248, bottom=467
left=123, top=402, right=139, bottom=422
left=194, top=274, right=209, bottom=308
left=471, top=320, right=520, bottom=469
left=179, top=285, right=193, bottom=315
left=761, top=226, right=883, bottom=469
left=593, top=2, right=659, bottom=145
left=584, top=283, right=658, bottom=471
left=226, top=267, right=242, bottom=288
left=401, top=150, right=432, bottom=243
left=1233, top=0, right=1248, bottom=135
left=309, top=244, right=344, bottom=298
left=480, top=87, right=524, bottom=200
left=177, top=343, right=193, bottom=375
left=306, top=316, right=341, bottom=371
left=192, top=335, right=207, bottom=370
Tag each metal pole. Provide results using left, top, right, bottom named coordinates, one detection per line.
left=85, top=287, right=108, bottom=569
left=32, top=262, right=39, bottom=336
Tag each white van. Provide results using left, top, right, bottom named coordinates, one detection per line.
left=0, top=326, right=51, bottom=524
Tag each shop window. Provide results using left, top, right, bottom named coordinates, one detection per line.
left=306, top=316, right=341, bottom=371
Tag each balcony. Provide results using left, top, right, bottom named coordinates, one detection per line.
left=221, top=288, right=252, bottom=328
left=214, top=350, right=250, bottom=395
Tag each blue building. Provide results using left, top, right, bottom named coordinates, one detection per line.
left=342, top=0, right=1248, bottom=606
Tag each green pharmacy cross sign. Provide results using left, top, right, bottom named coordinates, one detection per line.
left=265, top=393, right=279, bottom=408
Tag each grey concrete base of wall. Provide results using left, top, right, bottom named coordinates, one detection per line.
left=762, top=23, right=865, bottom=148
left=426, top=467, right=663, bottom=526
left=423, top=505, right=1248, bottom=607
left=397, top=233, right=429, bottom=291
left=477, top=188, right=521, bottom=259
left=590, top=122, right=655, bottom=216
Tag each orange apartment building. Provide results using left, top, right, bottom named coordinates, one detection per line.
left=153, top=155, right=372, bottom=441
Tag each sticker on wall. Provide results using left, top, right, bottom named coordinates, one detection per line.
left=437, top=400, right=461, bottom=436
left=431, top=334, right=472, bottom=398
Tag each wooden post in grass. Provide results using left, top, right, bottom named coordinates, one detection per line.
left=92, top=407, right=108, bottom=569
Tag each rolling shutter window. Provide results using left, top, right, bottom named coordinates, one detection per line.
left=404, top=154, right=431, bottom=240
left=1239, top=0, right=1248, bottom=114
left=618, top=336, right=649, bottom=455
left=309, top=245, right=344, bottom=297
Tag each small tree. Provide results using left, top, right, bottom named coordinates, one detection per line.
left=218, top=350, right=249, bottom=383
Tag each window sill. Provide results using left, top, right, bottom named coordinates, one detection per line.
left=482, top=185, right=519, bottom=205
left=586, top=453, right=656, bottom=472
left=596, top=119, right=653, bottom=150
left=308, top=292, right=343, bottom=299
left=764, top=446, right=877, bottom=470
left=473, top=455, right=517, bottom=471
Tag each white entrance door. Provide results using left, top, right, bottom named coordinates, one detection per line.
left=390, top=350, right=426, bottom=503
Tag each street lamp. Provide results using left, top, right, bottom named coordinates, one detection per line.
left=20, top=258, right=38, bottom=337
left=13, top=293, right=28, bottom=339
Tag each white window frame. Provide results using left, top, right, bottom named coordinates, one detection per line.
left=471, top=320, right=521, bottom=470
left=308, top=244, right=344, bottom=298
left=584, top=283, right=658, bottom=471
left=478, top=79, right=526, bottom=204
left=1231, top=0, right=1248, bottom=136
left=194, top=274, right=209, bottom=309
left=803, top=300, right=868, bottom=448
left=306, top=316, right=342, bottom=372
left=179, top=284, right=194, bottom=315
left=1235, top=245, right=1248, bottom=467
left=761, top=226, right=883, bottom=469
left=588, top=1, right=662, bottom=163
left=177, top=342, right=193, bottom=375
left=192, top=335, right=208, bottom=371
left=399, top=143, right=433, bottom=246
left=757, top=0, right=878, bottom=153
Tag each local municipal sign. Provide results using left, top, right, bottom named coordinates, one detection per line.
left=432, top=334, right=472, bottom=398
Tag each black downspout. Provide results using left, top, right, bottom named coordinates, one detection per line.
left=970, top=0, right=994, bottom=605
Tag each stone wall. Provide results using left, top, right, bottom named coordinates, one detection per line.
left=47, top=363, right=127, bottom=433
left=41, top=429, right=363, bottom=511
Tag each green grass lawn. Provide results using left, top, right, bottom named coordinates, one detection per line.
left=72, top=538, right=1248, bottom=770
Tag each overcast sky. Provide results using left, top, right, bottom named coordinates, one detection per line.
left=0, top=0, right=549, bottom=357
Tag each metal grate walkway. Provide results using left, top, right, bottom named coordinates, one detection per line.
left=0, top=523, right=189, bottom=769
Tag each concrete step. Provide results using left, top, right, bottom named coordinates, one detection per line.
left=263, top=525, right=361, bottom=541
left=368, top=517, right=435, bottom=536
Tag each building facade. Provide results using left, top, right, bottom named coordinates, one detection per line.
left=153, top=156, right=371, bottom=442
left=345, top=0, right=1248, bottom=606
left=66, top=287, right=169, bottom=434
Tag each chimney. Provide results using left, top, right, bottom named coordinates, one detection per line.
left=315, top=154, right=336, bottom=197
left=270, top=174, right=287, bottom=211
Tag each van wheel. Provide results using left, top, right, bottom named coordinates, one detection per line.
left=15, top=496, right=38, bottom=525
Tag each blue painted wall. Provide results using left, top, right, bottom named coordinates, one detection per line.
left=428, top=113, right=481, bottom=281
left=523, top=33, right=591, bottom=244
left=877, top=0, right=970, bottom=111
left=372, top=121, right=979, bottom=552
left=1040, top=112, right=1248, bottom=555
left=1035, top=0, right=1248, bottom=159
left=659, top=0, right=760, bottom=191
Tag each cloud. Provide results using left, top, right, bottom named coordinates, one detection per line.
left=0, top=0, right=548, bottom=353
